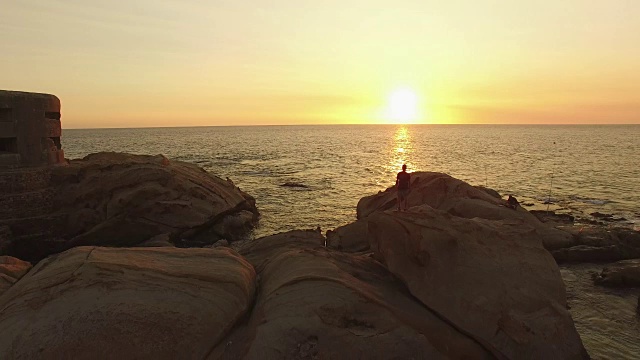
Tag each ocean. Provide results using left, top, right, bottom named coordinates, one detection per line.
left=63, top=124, right=640, bottom=359
left=63, top=124, right=640, bottom=236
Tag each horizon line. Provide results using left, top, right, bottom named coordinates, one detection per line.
left=63, top=123, right=640, bottom=131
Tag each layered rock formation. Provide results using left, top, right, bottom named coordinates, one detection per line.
left=1, top=152, right=259, bottom=261
left=0, top=168, right=590, bottom=359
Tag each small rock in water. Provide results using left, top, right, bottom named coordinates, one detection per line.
left=591, top=212, right=613, bottom=219
left=281, top=182, right=309, bottom=188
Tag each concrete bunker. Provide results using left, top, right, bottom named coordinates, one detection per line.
left=0, top=90, right=65, bottom=167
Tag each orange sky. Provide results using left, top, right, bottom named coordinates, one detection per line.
left=2, top=1, right=639, bottom=128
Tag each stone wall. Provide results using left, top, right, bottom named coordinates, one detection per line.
left=0, top=90, right=65, bottom=168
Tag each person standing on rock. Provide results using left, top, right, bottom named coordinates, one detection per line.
left=396, top=164, right=411, bottom=211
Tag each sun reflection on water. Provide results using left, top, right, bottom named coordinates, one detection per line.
left=388, top=126, right=413, bottom=174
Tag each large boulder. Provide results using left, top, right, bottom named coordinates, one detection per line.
left=0, top=246, right=256, bottom=359
left=356, top=172, right=574, bottom=251
left=594, top=259, right=640, bottom=287
left=6, top=152, right=259, bottom=261
left=212, top=231, right=495, bottom=359
left=366, top=206, right=588, bottom=359
left=0, top=256, right=32, bottom=295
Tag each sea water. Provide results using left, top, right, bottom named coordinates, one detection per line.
left=63, top=124, right=640, bottom=358
left=63, top=124, right=640, bottom=235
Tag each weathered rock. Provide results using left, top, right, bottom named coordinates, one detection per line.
left=594, top=259, right=640, bottom=288
left=326, top=219, right=369, bottom=252
left=0, top=256, right=32, bottom=295
left=4, top=152, right=259, bottom=261
left=211, top=230, right=494, bottom=359
left=357, top=172, right=574, bottom=251
left=366, top=206, right=588, bottom=359
left=0, top=246, right=256, bottom=359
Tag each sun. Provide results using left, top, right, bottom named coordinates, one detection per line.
left=384, top=88, right=419, bottom=124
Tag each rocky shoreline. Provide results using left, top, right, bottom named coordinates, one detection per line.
left=2, top=153, right=639, bottom=358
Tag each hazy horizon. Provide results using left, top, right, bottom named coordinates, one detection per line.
left=3, top=1, right=639, bottom=127
left=62, top=123, right=640, bottom=130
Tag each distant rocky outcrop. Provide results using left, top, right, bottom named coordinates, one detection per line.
left=1, top=152, right=259, bottom=262
left=549, top=225, right=640, bottom=263
left=353, top=172, right=574, bottom=252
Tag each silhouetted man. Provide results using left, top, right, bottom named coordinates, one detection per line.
left=396, top=164, right=411, bottom=211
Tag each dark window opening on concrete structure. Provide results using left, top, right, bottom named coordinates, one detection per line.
left=45, top=112, right=61, bottom=120
left=0, top=137, right=18, bottom=153
left=50, top=137, right=61, bottom=150
left=0, top=108, right=11, bottom=122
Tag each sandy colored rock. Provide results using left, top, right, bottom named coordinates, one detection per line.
left=0, top=256, right=32, bottom=295
left=7, top=152, right=259, bottom=261
left=0, top=246, right=256, bottom=359
left=595, top=259, right=640, bottom=287
left=366, top=206, right=588, bottom=359
left=357, top=172, right=574, bottom=251
left=209, top=230, right=494, bottom=359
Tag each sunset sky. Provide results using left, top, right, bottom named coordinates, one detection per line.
left=2, top=0, right=639, bottom=128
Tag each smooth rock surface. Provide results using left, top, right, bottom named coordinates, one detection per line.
left=0, top=256, right=32, bottom=295
left=357, top=172, right=574, bottom=251
left=0, top=246, right=256, bottom=359
left=366, top=205, right=588, bottom=359
left=6, top=152, right=259, bottom=261
left=326, top=219, right=369, bottom=252
left=594, top=259, right=640, bottom=288
left=212, top=230, right=494, bottom=359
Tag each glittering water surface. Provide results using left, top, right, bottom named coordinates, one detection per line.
left=64, top=125, right=640, bottom=236
left=561, top=264, right=640, bottom=359
left=63, top=124, right=640, bottom=358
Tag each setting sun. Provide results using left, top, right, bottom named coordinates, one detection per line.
left=385, top=88, right=420, bottom=124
